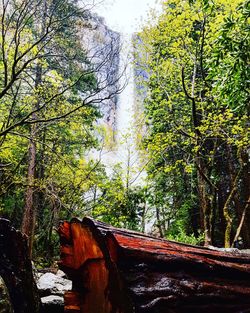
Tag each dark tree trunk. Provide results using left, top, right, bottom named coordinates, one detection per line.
left=0, top=219, right=40, bottom=313
left=58, top=217, right=250, bottom=313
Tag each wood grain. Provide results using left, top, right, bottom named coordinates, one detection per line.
left=58, top=217, right=250, bottom=313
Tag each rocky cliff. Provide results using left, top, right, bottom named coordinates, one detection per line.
left=79, top=12, right=121, bottom=134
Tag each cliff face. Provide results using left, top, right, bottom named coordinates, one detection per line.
left=79, top=12, right=121, bottom=133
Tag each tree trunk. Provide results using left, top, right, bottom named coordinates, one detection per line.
left=21, top=58, right=43, bottom=256
left=197, top=161, right=213, bottom=246
left=240, top=150, right=250, bottom=247
left=59, top=217, right=250, bottom=313
left=21, top=0, right=47, bottom=257
left=21, top=124, right=37, bottom=257
left=0, top=219, right=40, bottom=313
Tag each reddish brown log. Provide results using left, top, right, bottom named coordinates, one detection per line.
left=58, top=217, right=250, bottom=313
left=64, top=291, right=81, bottom=313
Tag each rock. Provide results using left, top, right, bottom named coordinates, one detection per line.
left=41, top=295, right=64, bottom=305
left=55, top=270, right=66, bottom=278
left=79, top=11, right=120, bottom=132
left=40, top=296, right=63, bottom=313
left=0, top=276, right=13, bottom=313
left=37, top=272, right=72, bottom=297
left=208, top=245, right=250, bottom=255
left=36, top=269, right=72, bottom=312
left=241, top=249, right=250, bottom=254
left=207, top=245, right=241, bottom=253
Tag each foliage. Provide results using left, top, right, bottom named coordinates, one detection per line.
left=137, top=0, right=249, bottom=247
left=167, top=229, right=204, bottom=246
left=0, top=0, right=123, bottom=261
left=0, top=0, right=249, bottom=265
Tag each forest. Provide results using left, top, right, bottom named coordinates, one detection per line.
left=0, top=0, right=249, bottom=270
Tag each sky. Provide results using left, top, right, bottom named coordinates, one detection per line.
left=93, top=0, right=161, bottom=33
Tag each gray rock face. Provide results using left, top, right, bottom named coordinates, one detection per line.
left=37, top=272, right=72, bottom=297
left=79, top=12, right=121, bottom=134
left=0, top=276, right=13, bottom=313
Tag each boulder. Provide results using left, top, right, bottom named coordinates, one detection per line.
left=37, top=272, right=72, bottom=297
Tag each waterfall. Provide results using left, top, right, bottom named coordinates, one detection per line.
left=96, top=32, right=143, bottom=186
left=89, top=0, right=162, bottom=183
left=114, top=35, right=136, bottom=162
left=116, top=34, right=134, bottom=143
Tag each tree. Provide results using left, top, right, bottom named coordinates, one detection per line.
left=207, top=0, right=250, bottom=246
left=0, top=0, right=122, bottom=138
left=137, top=0, right=249, bottom=247
left=0, top=0, right=123, bottom=257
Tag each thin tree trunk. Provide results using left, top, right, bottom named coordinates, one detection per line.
left=21, top=0, right=46, bottom=256
left=240, top=150, right=250, bottom=247
left=223, top=147, right=242, bottom=248
left=141, top=201, right=146, bottom=233
left=21, top=64, right=42, bottom=256
left=21, top=124, right=37, bottom=257
left=223, top=185, right=236, bottom=248
left=156, top=205, right=164, bottom=238
left=197, top=160, right=212, bottom=246
left=232, top=195, right=250, bottom=247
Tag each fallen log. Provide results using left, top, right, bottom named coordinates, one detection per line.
left=58, top=217, right=250, bottom=313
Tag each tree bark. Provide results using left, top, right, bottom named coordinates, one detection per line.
left=0, top=219, right=40, bottom=313
left=59, top=217, right=250, bottom=313
left=240, top=150, right=250, bottom=246
left=197, top=160, right=213, bottom=246
left=21, top=126, right=37, bottom=257
left=21, top=0, right=46, bottom=257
